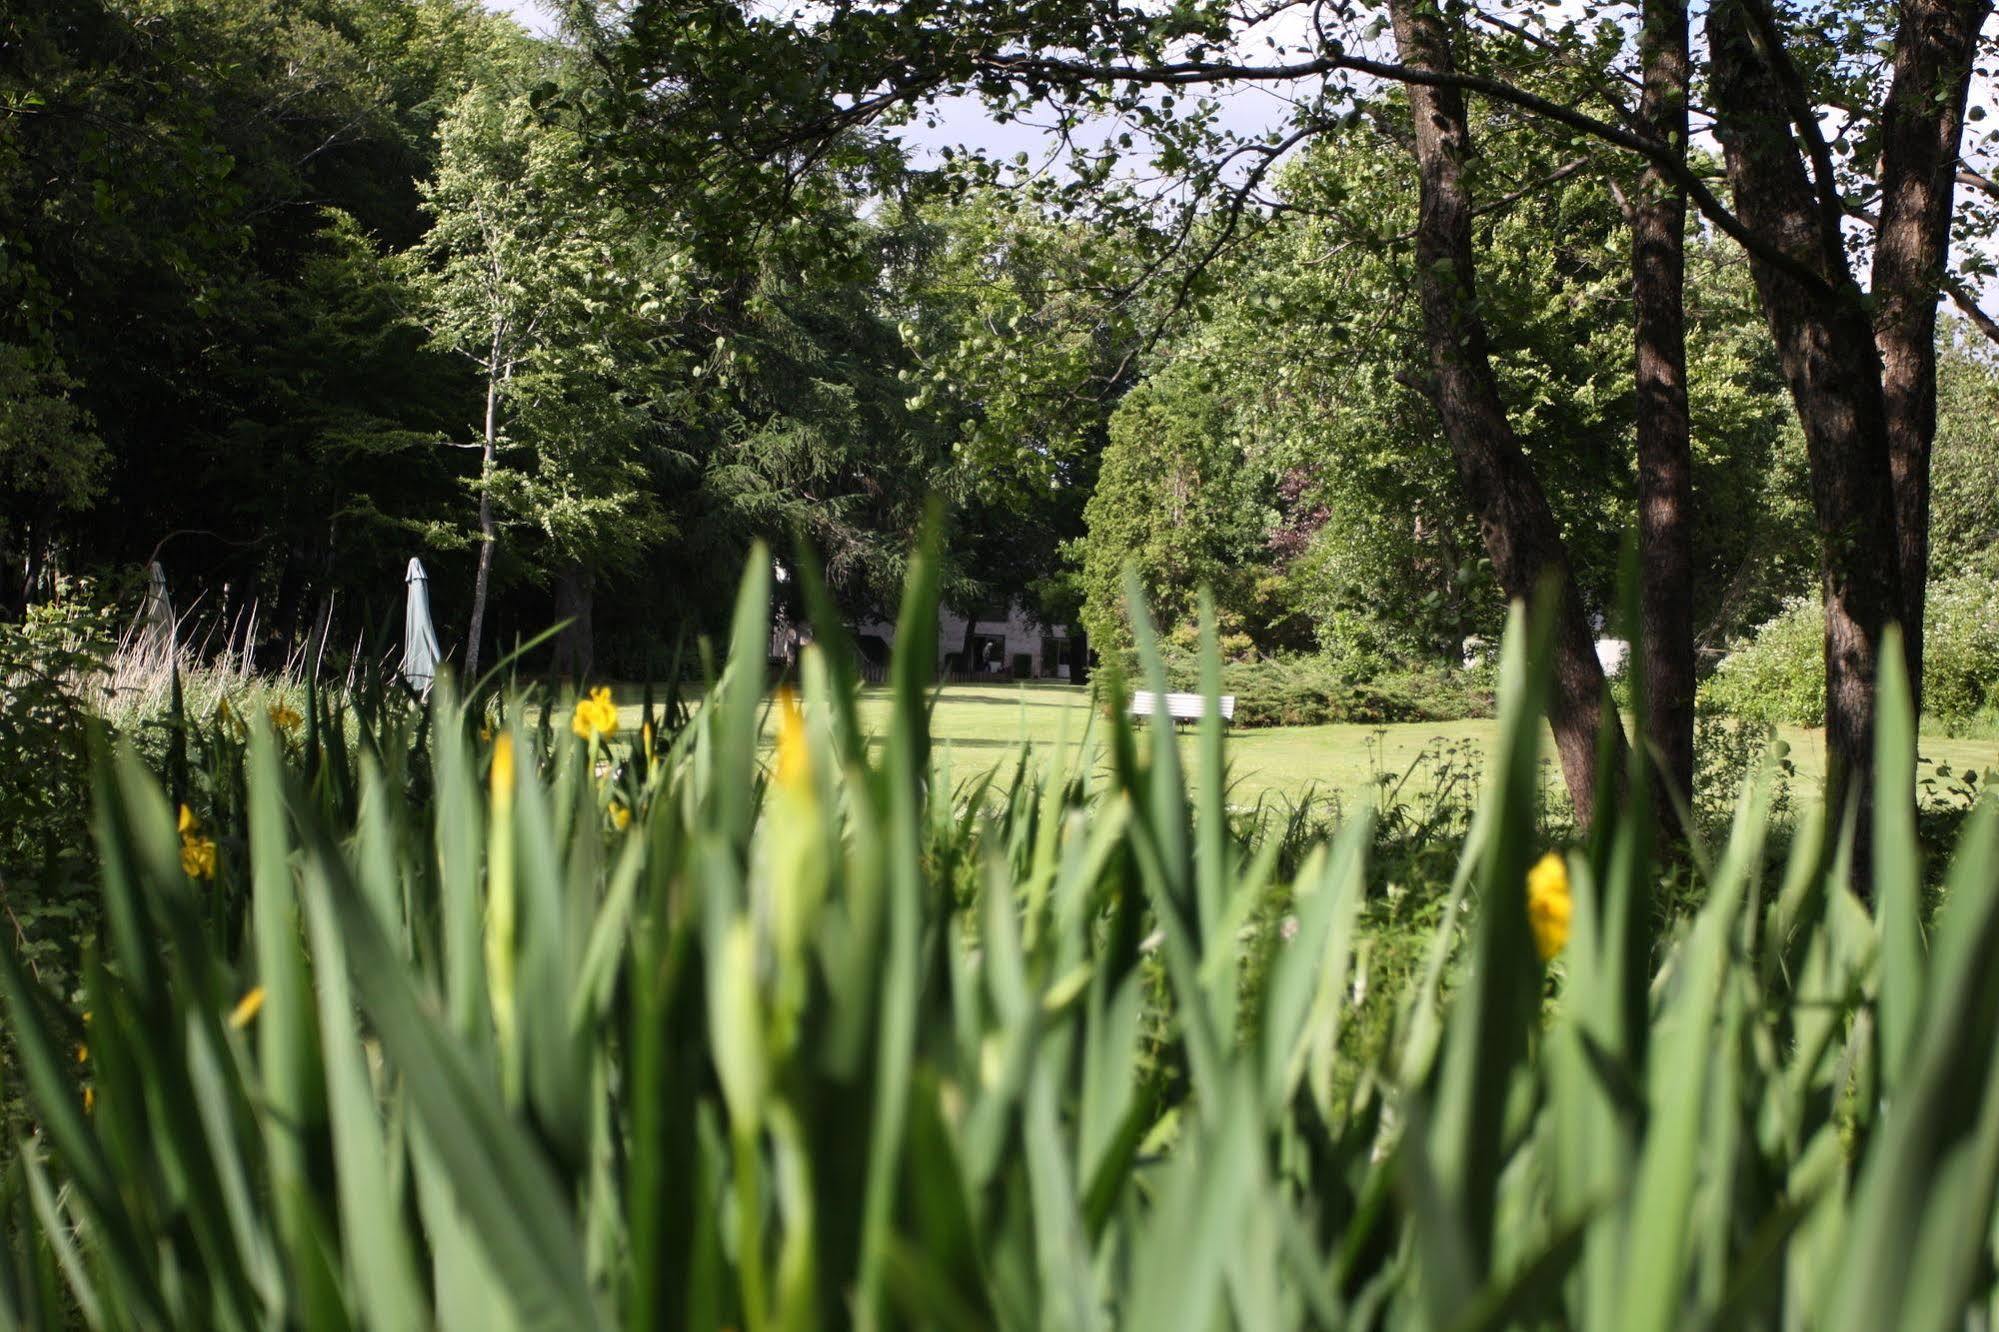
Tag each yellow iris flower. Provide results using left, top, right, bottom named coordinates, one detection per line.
left=571, top=686, right=618, bottom=741
left=178, top=805, right=218, bottom=880
left=1526, top=851, right=1572, bottom=962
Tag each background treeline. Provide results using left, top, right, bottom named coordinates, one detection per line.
left=4, top=0, right=1997, bottom=721
left=1, top=0, right=1104, bottom=678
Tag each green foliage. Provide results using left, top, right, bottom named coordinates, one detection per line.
left=0, top=585, right=114, bottom=1002
left=1071, top=117, right=1805, bottom=672
left=1923, top=574, right=1999, bottom=728
left=0, top=0, right=500, bottom=618
left=0, top=346, right=105, bottom=561
left=6, top=557, right=1999, bottom=1328
left=1079, top=360, right=1267, bottom=653
left=1693, top=712, right=1795, bottom=831
left=1162, top=651, right=1494, bottom=729
left=887, top=191, right=1141, bottom=632
left=409, top=68, right=668, bottom=582
left=1699, top=595, right=1827, bottom=726
left=1705, top=576, right=1999, bottom=730
left=1933, top=333, right=1999, bottom=582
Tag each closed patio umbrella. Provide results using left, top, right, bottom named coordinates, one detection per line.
left=401, top=557, right=441, bottom=694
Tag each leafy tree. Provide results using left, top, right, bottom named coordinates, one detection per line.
left=408, top=65, right=666, bottom=676
left=1078, top=359, right=1265, bottom=656
left=2, top=0, right=509, bottom=648
left=887, top=190, right=1145, bottom=667
left=1081, top=119, right=1799, bottom=691
left=0, top=347, right=105, bottom=613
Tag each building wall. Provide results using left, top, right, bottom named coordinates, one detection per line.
left=934, top=604, right=1071, bottom=678
left=805, top=601, right=1076, bottom=681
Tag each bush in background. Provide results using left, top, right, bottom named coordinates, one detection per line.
left=1163, top=650, right=1494, bottom=728
left=1702, top=576, right=1999, bottom=731
left=1698, top=594, right=1824, bottom=726
left=1924, top=573, right=1999, bottom=729
left=0, top=586, right=115, bottom=1000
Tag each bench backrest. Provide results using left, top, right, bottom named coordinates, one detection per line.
left=1129, top=691, right=1235, bottom=721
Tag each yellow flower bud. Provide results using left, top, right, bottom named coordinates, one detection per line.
left=773, top=688, right=810, bottom=791
left=1526, top=851, right=1572, bottom=962
left=229, top=986, right=266, bottom=1029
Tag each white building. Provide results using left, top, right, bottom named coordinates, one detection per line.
left=799, top=601, right=1078, bottom=682
left=932, top=603, right=1078, bottom=680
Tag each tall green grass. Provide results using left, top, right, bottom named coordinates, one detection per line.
left=3, top=545, right=1997, bottom=1329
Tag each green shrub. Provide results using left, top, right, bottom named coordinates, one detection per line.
left=4, top=552, right=1999, bottom=1329
left=1693, top=711, right=1795, bottom=830
left=0, top=586, right=115, bottom=1000
left=1924, top=573, right=1999, bottom=729
left=1703, top=578, right=1999, bottom=730
left=1699, top=593, right=1824, bottom=725
left=1162, top=650, right=1494, bottom=727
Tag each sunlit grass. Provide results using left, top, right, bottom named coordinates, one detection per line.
left=608, top=680, right=1999, bottom=808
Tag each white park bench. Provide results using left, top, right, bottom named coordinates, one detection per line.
left=1129, top=691, right=1235, bottom=728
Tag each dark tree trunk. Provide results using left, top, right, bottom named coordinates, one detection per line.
left=1870, top=0, right=1990, bottom=715
left=1388, top=0, right=1625, bottom=830
left=13, top=517, right=46, bottom=618
left=1632, top=0, right=1695, bottom=835
left=1708, top=0, right=1905, bottom=850
left=551, top=564, right=595, bottom=685
left=272, top=543, right=307, bottom=664
left=956, top=610, right=979, bottom=681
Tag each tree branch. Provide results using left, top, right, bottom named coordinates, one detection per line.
left=934, top=47, right=1834, bottom=293
left=1943, top=271, right=1999, bottom=346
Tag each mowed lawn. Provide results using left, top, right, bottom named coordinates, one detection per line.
left=611, top=681, right=1999, bottom=811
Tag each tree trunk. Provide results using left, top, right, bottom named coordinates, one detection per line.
left=956, top=609, right=980, bottom=681
left=1387, top=0, right=1625, bottom=830
left=1632, top=0, right=1695, bottom=835
left=1708, top=0, right=1905, bottom=851
left=1870, top=0, right=1990, bottom=715
left=272, top=543, right=307, bottom=664
left=465, top=354, right=501, bottom=680
left=551, top=563, right=595, bottom=684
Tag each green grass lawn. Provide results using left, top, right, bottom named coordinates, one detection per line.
left=609, top=680, right=1999, bottom=811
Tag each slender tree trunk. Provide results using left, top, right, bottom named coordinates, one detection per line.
left=957, top=610, right=979, bottom=681
left=1708, top=0, right=1904, bottom=851
left=1632, top=0, right=1695, bottom=834
left=1387, top=0, right=1626, bottom=830
left=1871, top=0, right=1990, bottom=715
left=465, top=351, right=501, bottom=680
left=14, top=517, right=46, bottom=617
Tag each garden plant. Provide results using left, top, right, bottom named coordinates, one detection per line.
left=3, top=544, right=1997, bottom=1331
